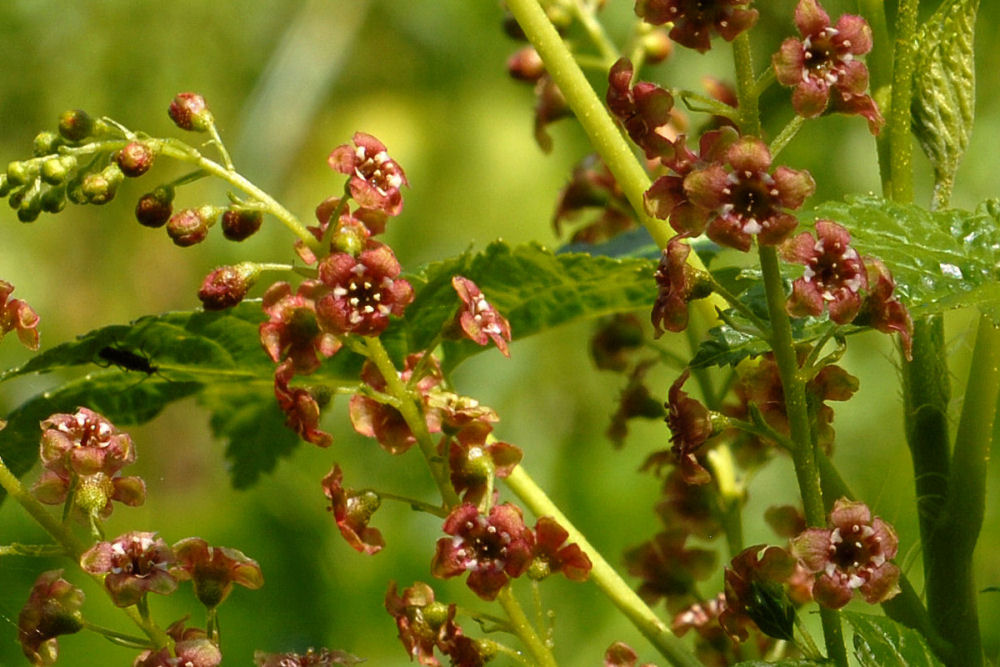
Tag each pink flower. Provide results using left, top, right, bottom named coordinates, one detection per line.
left=450, top=276, right=512, bottom=357
left=431, top=503, right=534, bottom=601
left=322, top=465, right=384, bottom=555
left=273, top=362, right=332, bottom=448
left=791, top=498, right=901, bottom=609
left=773, top=0, right=883, bottom=133
left=315, top=244, right=414, bottom=337
left=446, top=420, right=522, bottom=507
left=856, top=258, right=913, bottom=360
left=327, top=133, right=408, bottom=216
left=134, top=618, right=222, bottom=667
left=80, top=532, right=178, bottom=607
left=720, top=545, right=797, bottom=641
left=634, top=0, right=759, bottom=54
left=529, top=517, right=592, bottom=582
left=684, top=136, right=815, bottom=251
left=17, top=570, right=84, bottom=666
left=172, top=537, right=263, bottom=609
left=604, top=641, right=657, bottom=667
left=1, top=280, right=40, bottom=350
left=259, top=280, right=341, bottom=376
left=783, top=220, right=867, bottom=324
left=385, top=582, right=461, bottom=667
left=624, top=531, right=717, bottom=611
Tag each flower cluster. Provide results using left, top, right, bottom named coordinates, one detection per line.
left=634, top=0, right=758, bottom=53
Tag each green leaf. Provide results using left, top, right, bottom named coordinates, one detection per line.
left=911, top=0, right=979, bottom=191
left=845, top=611, right=945, bottom=667
left=810, top=195, right=1000, bottom=323
left=732, top=660, right=831, bottom=666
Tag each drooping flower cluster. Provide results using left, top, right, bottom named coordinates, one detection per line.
left=1, top=280, right=40, bottom=350
left=553, top=155, right=636, bottom=244
left=773, top=0, right=883, bottom=133
left=32, top=407, right=146, bottom=519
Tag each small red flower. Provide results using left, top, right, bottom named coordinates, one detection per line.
left=791, top=498, right=901, bottom=609
left=328, top=133, right=408, bottom=216
left=773, top=0, right=883, bottom=133
left=17, top=570, right=84, bottom=666
left=450, top=276, right=512, bottom=357
left=172, top=537, right=263, bottom=609
left=684, top=136, right=815, bottom=251
left=385, top=581, right=461, bottom=667
left=783, top=220, right=867, bottom=324
left=321, top=465, right=385, bottom=555
left=315, top=244, right=414, bottom=337
left=168, top=92, right=213, bottom=132
left=273, top=362, right=333, bottom=448
left=624, top=530, right=717, bottom=612
left=447, top=420, right=522, bottom=507
left=720, top=545, right=797, bottom=641
left=260, top=280, right=341, bottom=376
left=607, top=58, right=675, bottom=160
left=634, top=0, right=758, bottom=53
left=1, top=280, right=40, bottom=350
left=431, top=503, right=534, bottom=601
left=660, top=369, right=715, bottom=485
left=604, top=641, right=658, bottom=667
left=855, top=258, right=913, bottom=361
left=651, top=236, right=712, bottom=336
left=80, top=532, right=178, bottom=607
left=528, top=517, right=592, bottom=582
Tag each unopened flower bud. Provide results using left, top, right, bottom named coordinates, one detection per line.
left=41, top=155, right=77, bottom=185
left=168, top=92, right=213, bottom=132
left=116, top=141, right=155, bottom=177
left=221, top=207, right=263, bottom=241
left=33, top=131, right=62, bottom=157
left=81, top=164, right=124, bottom=205
left=17, top=185, right=43, bottom=223
left=507, top=47, right=545, bottom=82
left=58, top=109, right=94, bottom=141
left=198, top=262, right=261, bottom=310
left=6, top=160, right=37, bottom=187
left=40, top=185, right=67, bottom=214
left=167, top=206, right=215, bottom=246
left=642, top=28, right=673, bottom=64
left=0, top=173, right=9, bottom=197
left=135, top=186, right=174, bottom=228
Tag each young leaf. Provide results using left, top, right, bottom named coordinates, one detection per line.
left=844, top=611, right=945, bottom=667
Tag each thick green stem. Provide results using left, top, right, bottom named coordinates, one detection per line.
left=885, top=0, right=919, bottom=204
left=504, top=466, right=702, bottom=667
left=496, top=587, right=558, bottom=667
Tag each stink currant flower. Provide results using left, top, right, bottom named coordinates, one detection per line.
left=322, top=464, right=385, bottom=555
left=172, top=538, right=263, bottom=609
left=431, top=503, right=534, bottom=601
left=634, top=0, right=759, bottom=54
left=274, top=361, right=333, bottom=448
left=720, top=545, right=797, bottom=642
left=450, top=276, right=512, bottom=357
left=0, top=279, right=40, bottom=350
left=17, top=570, right=85, bottom=666
left=624, top=530, right=717, bottom=612
left=782, top=219, right=867, bottom=324
left=651, top=235, right=712, bottom=335
left=528, top=516, right=592, bottom=582
left=684, top=136, right=815, bottom=251
left=856, top=258, right=914, bottom=360
left=791, top=497, right=901, bottom=609
left=328, top=132, right=408, bottom=217
left=315, top=243, right=414, bottom=337
left=254, top=647, right=363, bottom=666
left=385, top=581, right=462, bottom=667
left=607, top=58, right=676, bottom=160
left=660, top=369, right=715, bottom=485
left=260, top=280, right=341, bottom=376
left=773, top=0, right=883, bottom=134
left=80, top=531, right=178, bottom=607
left=447, top=420, right=522, bottom=507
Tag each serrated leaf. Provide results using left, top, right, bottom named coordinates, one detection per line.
left=732, top=660, right=831, bottom=667
left=810, top=195, right=1000, bottom=323
left=912, top=0, right=979, bottom=186
left=845, top=611, right=944, bottom=667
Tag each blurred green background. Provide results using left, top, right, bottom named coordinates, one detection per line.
left=0, top=1, right=998, bottom=665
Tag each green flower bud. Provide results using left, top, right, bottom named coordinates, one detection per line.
left=17, top=183, right=43, bottom=223
left=0, top=173, right=9, bottom=197
left=81, top=164, right=125, bottom=205
left=6, top=160, right=37, bottom=186
left=41, top=155, right=77, bottom=185
left=58, top=109, right=94, bottom=142
left=33, top=131, right=62, bottom=156
left=41, top=185, right=67, bottom=213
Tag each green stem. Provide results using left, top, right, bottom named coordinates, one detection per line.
left=503, top=466, right=701, bottom=667
left=732, top=33, right=761, bottom=137
left=361, top=337, right=460, bottom=507
left=496, top=587, right=558, bottom=667
left=885, top=0, right=919, bottom=204
left=569, top=0, right=619, bottom=66
left=769, top=115, right=806, bottom=161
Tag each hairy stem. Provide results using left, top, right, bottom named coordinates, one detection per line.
left=496, top=587, right=558, bottom=667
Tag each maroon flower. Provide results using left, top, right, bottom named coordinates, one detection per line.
left=553, top=156, right=635, bottom=244
left=655, top=468, right=722, bottom=540
left=783, top=220, right=867, bottom=324
left=134, top=618, right=222, bottom=667
left=274, top=362, right=333, bottom=448
left=624, top=530, right=717, bottom=612
left=450, top=276, right=512, bottom=357
left=328, top=133, right=408, bottom=216
left=660, top=369, right=715, bottom=485
left=855, top=258, right=913, bottom=361
left=528, top=517, right=592, bottom=582
left=80, top=532, right=178, bottom=607
left=220, top=207, right=264, bottom=241
left=532, top=74, right=573, bottom=153
left=116, top=142, right=155, bottom=177
left=166, top=207, right=213, bottom=247
left=321, top=465, right=384, bottom=555
left=431, top=503, right=534, bottom=600
left=507, top=46, right=545, bottom=82
left=607, top=58, right=675, bottom=160
left=634, top=0, right=758, bottom=53
left=1, top=280, right=40, bottom=350
left=198, top=262, right=262, bottom=311
left=684, top=136, right=815, bottom=250
left=260, top=280, right=341, bottom=376
left=607, top=359, right=665, bottom=447
left=385, top=581, right=461, bottom=667
left=720, top=545, right=797, bottom=641
left=590, top=314, right=644, bottom=372
left=447, top=420, right=522, bottom=507
left=172, top=537, right=263, bottom=609
left=791, top=498, right=901, bottom=609
left=168, top=92, right=213, bottom=132
left=17, top=570, right=84, bottom=666
left=651, top=236, right=712, bottom=336
left=254, top=648, right=363, bottom=666
left=315, top=243, right=414, bottom=337
left=135, top=186, right=174, bottom=228
left=773, top=0, right=883, bottom=133
left=349, top=353, right=443, bottom=455
left=604, top=641, right=657, bottom=667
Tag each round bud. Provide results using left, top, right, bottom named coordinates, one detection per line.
left=17, top=186, right=42, bottom=223
left=81, top=164, right=124, bottom=205
left=33, top=131, right=62, bottom=157
left=6, top=160, right=37, bottom=187
left=116, top=142, right=155, bottom=177
left=197, top=262, right=262, bottom=310
left=221, top=207, right=263, bottom=241
left=507, top=47, right=545, bottom=82
left=168, top=92, right=213, bottom=132
left=41, top=185, right=67, bottom=214
left=135, top=186, right=174, bottom=228
left=167, top=207, right=211, bottom=246
left=41, top=155, right=77, bottom=185
left=58, top=109, right=94, bottom=142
